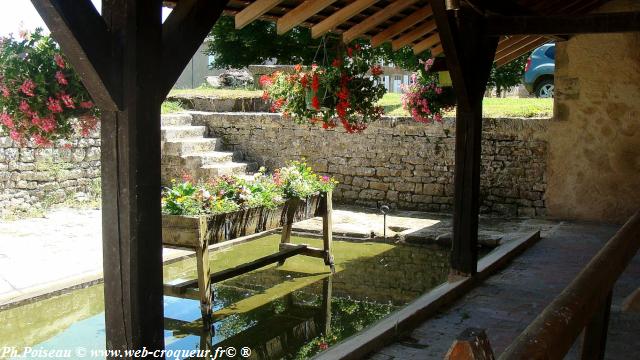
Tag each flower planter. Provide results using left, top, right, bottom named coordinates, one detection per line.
left=162, top=192, right=334, bottom=324
left=162, top=194, right=322, bottom=249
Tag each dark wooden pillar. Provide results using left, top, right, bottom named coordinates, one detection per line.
left=432, top=1, right=498, bottom=276
left=100, top=0, right=165, bottom=353
left=32, top=0, right=229, bottom=357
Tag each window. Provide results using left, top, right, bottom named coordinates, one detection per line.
left=545, top=46, right=555, bottom=60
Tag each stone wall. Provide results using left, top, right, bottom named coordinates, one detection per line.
left=0, top=132, right=101, bottom=217
left=546, top=0, right=640, bottom=223
left=192, top=112, right=549, bottom=216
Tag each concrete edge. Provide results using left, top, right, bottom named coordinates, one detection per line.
left=312, top=230, right=542, bottom=360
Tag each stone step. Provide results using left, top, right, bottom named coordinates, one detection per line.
left=161, top=126, right=207, bottom=141
left=198, top=162, right=248, bottom=177
left=182, top=151, right=235, bottom=167
left=161, top=113, right=192, bottom=127
left=162, top=137, right=221, bottom=156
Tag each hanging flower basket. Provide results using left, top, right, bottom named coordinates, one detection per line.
left=260, top=45, right=386, bottom=134
left=401, top=58, right=455, bottom=123
left=0, top=30, right=98, bottom=147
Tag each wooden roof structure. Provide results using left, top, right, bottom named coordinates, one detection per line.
left=165, top=0, right=608, bottom=65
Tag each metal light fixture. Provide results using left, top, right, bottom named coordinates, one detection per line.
left=445, top=0, right=460, bottom=10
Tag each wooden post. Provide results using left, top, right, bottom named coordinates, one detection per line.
left=321, top=276, right=333, bottom=336
left=445, top=328, right=495, bottom=360
left=280, top=198, right=301, bottom=245
left=322, top=191, right=335, bottom=272
left=99, top=0, right=166, bottom=354
left=432, top=1, right=498, bottom=276
left=581, top=290, right=613, bottom=360
left=197, top=217, right=213, bottom=325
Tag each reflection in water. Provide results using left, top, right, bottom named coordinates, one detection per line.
left=0, top=235, right=449, bottom=359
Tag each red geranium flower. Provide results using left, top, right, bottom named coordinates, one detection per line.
left=312, top=74, right=320, bottom=93
left=371, top=65, right=383, bottom=76
left=59, top=93, right=75, bottom=109
left=312, top=95, right=320, bottom=110
left=294, top=63, right=302, bottom=72
left=332, top=58, right=342, bottom=67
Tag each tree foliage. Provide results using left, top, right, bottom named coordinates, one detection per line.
left=487, top=53, right=529, bottom=97
left=206, top=16, right=430, bottom=70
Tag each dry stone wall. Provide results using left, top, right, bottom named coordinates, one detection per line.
left=192, top=112, right=550, bottom=216
left=0, top=131, right=101, bottom=217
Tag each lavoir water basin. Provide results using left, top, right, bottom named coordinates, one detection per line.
left=0, top=235, right=453, bottom=359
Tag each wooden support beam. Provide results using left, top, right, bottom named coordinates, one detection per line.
left=311, top=0, right=378, bottom=39
left=495, top=36, right=539, bottom=58
left=30, top=0, right=120, bottom=110
left=391, top=18, right=437, bottom=50
left=277, top=0, right=337, bottom=35
left=413, top=33, right=440, bottom=54
left=432, top=1, right=498, bottom=276
left=161, top=0, right=230, bottom=98
left=342, top=0, right=417, bottom=43
left=371, top=5, right=432, bottom=47
left=487, top=12, right=640, bottom=36
left=235, top=0, right=284, bottom=29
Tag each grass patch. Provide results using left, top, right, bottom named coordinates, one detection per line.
left=169, top=87, right=263, bottom=99
left=161, top=101, right=185, bottom=114
left=378, top=93, right=553, bottom=118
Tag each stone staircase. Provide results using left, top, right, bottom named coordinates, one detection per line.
left=161, top=113, right=251, bottom=184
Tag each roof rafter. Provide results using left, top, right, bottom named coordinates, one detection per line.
left=311, top=0, right=379, bottom=39
left=370, top=5, right=432, bottom=47
left=342, top=0, right=417, bottom=43
left=391, top=18, right=437, bottom=50
left=235, top=0, right=284, bottom=29
left=277, top=0, right=337, bottom=35
left=413, top=33, right=440, bottom=54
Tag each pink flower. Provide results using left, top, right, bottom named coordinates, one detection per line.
left=40, top=116, right=57, bottom=133
left=59, top=93, right=75, bottom=109
left=54, top=54, right=66, bottom=69
left=19, top=100, right=32, bottom=115
left=20, top=79, right=35, bottom=97
left=47, top=97, right=63, bottom=113
left=55, top=71, right=68, bottom=86
left=0, top=85, right=9, bottom=97
left=80, top=101, right=94, bottom=109
left=33, top=134, right=51, bottom=146
left=0, top=113, right=13, bottom=128
left=9, top=130, right=21, bottom=141
left=424, top=58, right=434, bottom=71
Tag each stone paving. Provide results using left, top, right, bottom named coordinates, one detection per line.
left=370, top=221, right=640, bottom=359
left=0, top=208, right=188, bottom=305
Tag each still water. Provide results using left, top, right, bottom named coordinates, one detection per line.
left=0, top=235, right=450, bottom=359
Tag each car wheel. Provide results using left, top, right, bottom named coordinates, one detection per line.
left=535, top=78, right=554, bottom=98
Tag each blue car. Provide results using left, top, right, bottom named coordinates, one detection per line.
left=523, top=43, right=555, bottom=98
